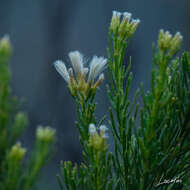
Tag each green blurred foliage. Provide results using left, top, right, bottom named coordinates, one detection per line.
left=0, top=36, right=56, bottom=190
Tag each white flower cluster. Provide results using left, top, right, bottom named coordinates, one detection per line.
left=110, top=10, right=140, bottom=38
left=158, top=29, right=183, bottom=55
left=111, top=10, right=140, bottom=27
left=54, top=51, right=107, bottom=84
left=160, top=30, right=183, bottom=41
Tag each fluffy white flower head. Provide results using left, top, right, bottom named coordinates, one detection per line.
left=54, top=51, right=107, bottom=92
left=69, top=51, right=84, bottom=76
left=88, top=56, right=107, bottom=82
left=54, top=60, right=70, bottom=83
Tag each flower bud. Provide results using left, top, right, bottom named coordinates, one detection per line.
left=0, top=35, right=12, bottom=56
left=88, top=123, right=107, bottom=152
left=158, top=29, right=171, bottom=51
left=89, top=123, right=97, bottom=135
left=110, top=11, right=122, bottom=32
left=129, top=19, right=140, bottom=36
left=99, top=125, right=108, bottom=138
left=118, top=12, right=131, bottom=35
left=118, top=13, right=140, bottom=39
left=9, top=142, right=26, bottom=161
left=13, top=112, right=28, bottom=139
left=170, top=32, right=183, bottom=55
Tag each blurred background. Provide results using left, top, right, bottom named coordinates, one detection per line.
left=0, top=0, right=190, bottom=189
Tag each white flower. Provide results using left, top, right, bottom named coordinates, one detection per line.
left=89, top=123, right=97, bottom=135
left=54, top=60, right=70, bottom=83
left=88, top=56, right=107, bottom=82
left=68, top=51, right=84, bottom=76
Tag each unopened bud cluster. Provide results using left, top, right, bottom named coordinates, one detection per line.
left=36, top=126, right=56, bottom=142
left=54, top=51, right=107, bottom=99
left=158, top=30, right=183, bottom=55
left=110, top=11, right=140, bottom=38
left=8, top=142, right=26, bottom=161
left=88, top=123, right=108, bottom=152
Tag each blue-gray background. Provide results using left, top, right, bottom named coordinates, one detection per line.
left=0, top=0, right=189, bottom=189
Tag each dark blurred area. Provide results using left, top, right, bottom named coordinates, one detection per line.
left=0, top=0, right=190, bottom=189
